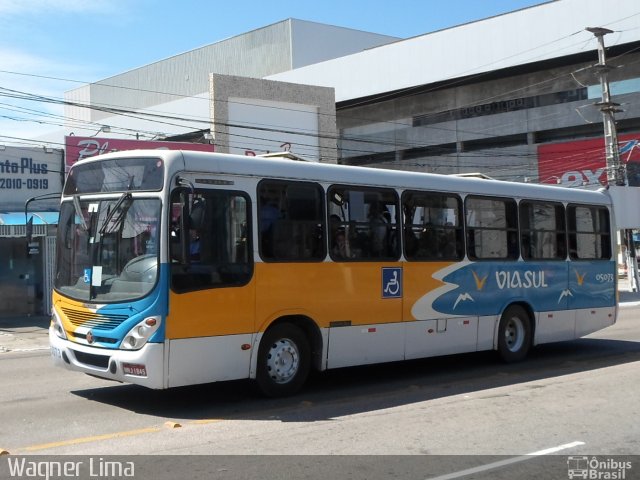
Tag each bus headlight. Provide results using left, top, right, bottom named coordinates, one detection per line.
left=51, top=308, right=67, bottom=340
left=122, top=316, right=160, bottom=350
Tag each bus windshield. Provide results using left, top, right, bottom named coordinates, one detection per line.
left=63, top=157, right=164, bottom=194
left=54, top=196, right=161, bottom=303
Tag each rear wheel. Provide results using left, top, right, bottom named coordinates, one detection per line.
left=497, top=305, right=532, bottom=362
left=256, top=323, right=310, bottom=397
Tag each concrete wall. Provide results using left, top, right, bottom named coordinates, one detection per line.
left=64, top=19, right=397, bottom=132
left=210, top=74, right=337, bottom=163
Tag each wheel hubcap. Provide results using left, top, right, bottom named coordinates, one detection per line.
left=266, top=338, right=300, bottom=384
left=504, top=316, right=525, bottom=352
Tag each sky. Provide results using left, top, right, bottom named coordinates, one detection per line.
left=0, top=0, right=550, bottom=147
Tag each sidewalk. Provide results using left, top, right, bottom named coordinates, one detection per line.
left=0, top=315, right=50, bottom=353
left=618, top=291, right=640, bottom=305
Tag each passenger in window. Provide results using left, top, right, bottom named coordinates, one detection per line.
left=439, top=226, right=457, bottom=259
left=260, top=191, right=280, bottom=233
left=419, top=223, right=438, bottom=258
left=260, top=190, right=281, bottom=257
left=329, top=214, right=342, bottom=231
left=189, top=229, right=200, bottom=261
left=404, top=227, right=419, bottom=258
left=369, top=202, right=390, bottom=256
left=330, top=214, right=352, bottom=259
left=332, top=230, right=351, bottom=259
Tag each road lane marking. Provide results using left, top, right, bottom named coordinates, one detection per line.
left=22, top=427, right=163, bottom=452
left=18, top=419, right=229, bottom=453
left=13, top=416, right=234, bottom=453
left=190, top=418, right=225, bottom=425
left=425, top=441, right=585, bottom=480
left=7, top=347, right=49, bottom=352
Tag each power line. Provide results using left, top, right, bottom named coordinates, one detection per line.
left=0, top=12, right=638, bottom=170
left=0, top=20, right=621, bottom=138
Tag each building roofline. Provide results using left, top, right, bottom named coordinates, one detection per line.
left=269, top=0, right=640, bottom=103
left=336, top=39, right=640, bottom=109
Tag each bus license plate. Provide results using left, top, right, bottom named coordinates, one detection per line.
left=51, top=346, right=62, bottom=359
left=122, top=363, right=147, bottom=376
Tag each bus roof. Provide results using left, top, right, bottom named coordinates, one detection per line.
left=77, top=149, right=612, bottom=205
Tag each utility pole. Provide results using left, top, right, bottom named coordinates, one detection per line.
left=587, top=27, right=625, bottom=186
left=586, top=27, right=639, bottom=291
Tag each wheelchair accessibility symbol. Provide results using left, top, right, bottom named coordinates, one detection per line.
left=382, top=267, right=402, bottom=298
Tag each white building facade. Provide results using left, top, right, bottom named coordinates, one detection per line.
left=65, top=1, right=640, bottom=187
left=267, top=0, right=640, bottom=185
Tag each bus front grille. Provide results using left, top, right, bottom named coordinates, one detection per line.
left=62, top=308, right=129, bottom=330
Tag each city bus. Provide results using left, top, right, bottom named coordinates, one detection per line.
left=48, top=150, right=617, bottom=396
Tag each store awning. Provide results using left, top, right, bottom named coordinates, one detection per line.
left=0, top=211, right=58, bottom=238
left=0, top=211, right=59, bottom=226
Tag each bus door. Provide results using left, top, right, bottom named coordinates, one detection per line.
left=166, top=186, right=255, bottom=387
left=323, top=185, right=404, bottom=368
left=401, top=191, right=477, bottom=359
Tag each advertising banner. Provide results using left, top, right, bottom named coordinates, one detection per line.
left=0, top=146, right=63, bottom=210
left=64, top=136, right=215, bottom=168
left=537, top=133, right=640, bottom=187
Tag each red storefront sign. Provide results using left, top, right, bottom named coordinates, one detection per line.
left=65, top=136, right=215, bottom=167
left=537, top=133, right=640, bottom=187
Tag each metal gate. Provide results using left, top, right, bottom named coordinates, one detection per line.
left=43, top=236, right=56, bottom=315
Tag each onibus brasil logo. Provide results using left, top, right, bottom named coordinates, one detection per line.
left=567, top=456, right=632, bottom=479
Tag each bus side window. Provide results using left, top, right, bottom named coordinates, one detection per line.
left=258, top=180, right=326, bottom=262
left=328, top=185, right=400, bottom=261
left=567, top=204, right=611, bottom=260
left=170, top=189, right=252, bottom=292
left=519, top=201, right=566, bottom=261
left=465, top=196, right=518, bottom=260
left=402, top=190, right=463, bottom=261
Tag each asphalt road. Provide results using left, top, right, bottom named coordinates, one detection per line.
left=1, top=303, right=639, bottom=479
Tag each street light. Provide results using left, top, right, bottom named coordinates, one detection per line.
left=90, top=125, right=111, bottom=137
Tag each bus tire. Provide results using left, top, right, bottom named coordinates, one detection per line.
left=256, top=323, right=311, bottom=397
left=497, top=305, right=532, bottom=363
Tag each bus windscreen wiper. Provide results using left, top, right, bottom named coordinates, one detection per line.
left=99, top=192, right=132, bottom=235
left=72, top=195, right=89, bottom=232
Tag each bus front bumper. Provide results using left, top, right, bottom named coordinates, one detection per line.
left=49, top=328, right=165, bottom=389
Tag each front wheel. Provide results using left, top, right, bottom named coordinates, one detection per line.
left=497, top=305, right=532, bottom=363
left=256, top=323, right=310, bottom=397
